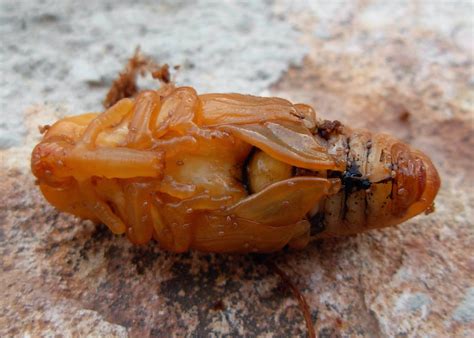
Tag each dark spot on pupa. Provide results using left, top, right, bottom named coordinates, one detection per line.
left=342, top=161, right=371, bottom=192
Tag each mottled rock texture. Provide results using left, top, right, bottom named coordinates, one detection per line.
left=1, top=0, right=473, bottom=337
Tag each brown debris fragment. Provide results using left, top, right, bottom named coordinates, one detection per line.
left=399, top=110, right=411, bottom=122
left=388, top=101, right=411, bottom=123
left=424, top=203, right=436, bottom=215
left=317, top=120, right=343, bottom=140
left=38, top=125, right=51, bottom=134
left=151, top=64, right=171, bottom=83
left=103, top=49, right=147, bottom=108
left=268, top=262, right=316, bottom=338
left=103, top=48, right=175, bottom=109
left=210, top=300, right=225, bottom=311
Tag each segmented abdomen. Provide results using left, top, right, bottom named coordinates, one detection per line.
left=310, top=127, right=432, bottom=238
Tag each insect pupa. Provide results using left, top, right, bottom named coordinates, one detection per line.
left=31, top=56, right=440, bottom=253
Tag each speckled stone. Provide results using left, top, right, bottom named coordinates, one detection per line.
left=1, top=1, right=473, bottom=337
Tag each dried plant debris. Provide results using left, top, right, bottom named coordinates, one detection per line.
left=104, top=48, right=175, bottom=109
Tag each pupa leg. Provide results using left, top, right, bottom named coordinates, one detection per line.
left=198, top=93, right=307, bottom=126
left=126, top=91, right=161, bottom=148
left=149, top=203, right=175, bottom=251
left=78, top=179, right=126, bottom=234
left=79, top=98, right=134, bottom=147
left=34, top=137, right=163, bottom=183
left=39, top=182, right=98, bottom=221
left=122, top=182, right=154, bottom=244
left=149, top=200, right=192, bottom=253
left=65, top=147, right=164, bottom=179
left=152, top=87, right=199, bottom=138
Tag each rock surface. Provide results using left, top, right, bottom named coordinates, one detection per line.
left=1, top=0, right=473, bottom=336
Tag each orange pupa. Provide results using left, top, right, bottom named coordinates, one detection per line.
left=31, top=67, right=440, bottom=253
